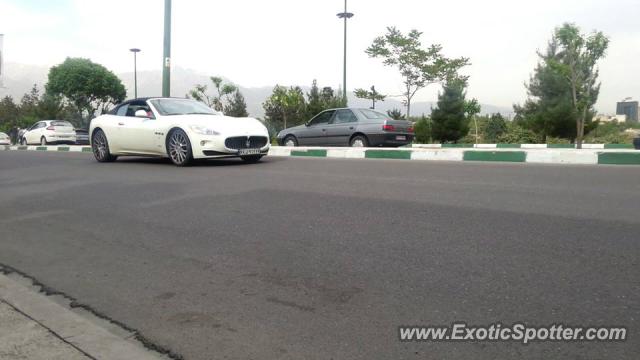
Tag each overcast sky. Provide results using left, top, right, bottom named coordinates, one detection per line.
left=1, top=0, right=638, bottom=112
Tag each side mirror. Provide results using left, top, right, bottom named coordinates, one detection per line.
left=135, top=109, right=150, bottom=118
left=305, top=122, right=311, bottom=127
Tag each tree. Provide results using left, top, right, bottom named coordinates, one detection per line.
left=188, top=76, right=238, bottom=112
left=0, top=96, right=21, bottom=131
left=320, top=86, right=347, bottom=109
left=387, top=108, right=404, bottom=120
left=366, top=27, right=469, bottom=118
left=464, top=98, right=481, bottom=143
left=550, top=23, right=609, bottom=148
left=431, top=80, right=470, bottom=143
left=413, top=116, right=432, bottom=143
left=484, top=113, right=507, bottom=143
left=45, top=58, right=125, bottom=128
left=514, top=36, right=590, bottom=142
left=224, top=89, right=249, bottom=117
left=263, top=85, right=306, bottom=131
left=354, top=86, right=386, bottom=109
left=306, top=80, right=324, bottom=119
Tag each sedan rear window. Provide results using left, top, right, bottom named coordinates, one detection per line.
left=359, top=109, right=389, bottom=119
left=51, top=121, right=73, bottom=127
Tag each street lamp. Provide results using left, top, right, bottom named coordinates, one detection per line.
left=370, top=85, right=377, bottom=109
left=129, top=48, right=141, bottom=98
left=162, top=0, right=172, bottom=97
left=337, top=0, right=354, bottom=104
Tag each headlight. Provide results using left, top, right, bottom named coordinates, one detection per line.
left=189, top=125, right=220, bottom=136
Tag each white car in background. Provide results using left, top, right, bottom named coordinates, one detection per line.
left=20, top=120, right=77, bottom=145
left=89, top=97, right=270, bottom=166
left=0, top=132, right=10, bottom=145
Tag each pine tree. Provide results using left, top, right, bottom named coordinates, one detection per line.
left=431, top=80, right=469, bottom=143
left=484, top=113, right=507, bottom=143
left=306, top=80, right=324, bottom=119
left=224, top=90, right=249, bottom=117
left=513, top=39, right=578, bottom=141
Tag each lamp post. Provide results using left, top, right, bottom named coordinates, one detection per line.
left=337, top=0, right=354, bottom=104
left=162, top=0, right=171, bottom=97
left=129, top=48, right=141, bottom=98
left=370, top=85, right=377, bottom=109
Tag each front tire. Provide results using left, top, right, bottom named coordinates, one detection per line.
left=167, top=129, right=193, bottom=167
left=283, top=135, right=298, bottom=147
left=241, top=155, right=263, bottom=163
left=91, top=129, right=118, bottom=163
left=40, top=137, right=48, bottom=146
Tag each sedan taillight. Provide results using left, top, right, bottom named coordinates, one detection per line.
left=408, top=126, right=414, bottom=133
left=382, top=124, right=395, bottom=131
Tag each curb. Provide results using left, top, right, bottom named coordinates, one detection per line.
left=0, top=273, right=167, bottom=360
left=2, top=145, right=639, bottom=166
left=411, top=143, right=635, bottom=149
left=271, top=147, right=638, bottom=165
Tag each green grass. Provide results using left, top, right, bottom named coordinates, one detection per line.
left=441, top=143, right=474, bottom=148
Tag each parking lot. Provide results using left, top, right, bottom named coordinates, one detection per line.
left=0, top=151, right=639, bottom=359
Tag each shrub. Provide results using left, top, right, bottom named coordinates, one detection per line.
left=497, top=123, right=542, bottom=144
left=545, top=137, right=571, bottom=144
left=413, top=117, right=432, bottom=143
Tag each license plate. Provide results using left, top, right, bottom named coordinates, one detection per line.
left=238, top=148, right=261, bottom=155
left=396, top=135, right=407, bottom=141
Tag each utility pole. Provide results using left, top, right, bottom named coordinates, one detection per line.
left=129, top=48, right=140, bottom=98
left=371, top=85, right=377, bottom=109
left=162, top=0, right=171, bottom=97
left=337, top=0, right=354, bottom=105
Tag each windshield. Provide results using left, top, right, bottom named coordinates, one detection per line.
left=150, top=99, right=219, bottom=116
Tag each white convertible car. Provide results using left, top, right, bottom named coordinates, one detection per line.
left=89, top=97, right=270, bottom=166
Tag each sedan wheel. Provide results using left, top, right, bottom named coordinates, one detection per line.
left=91, top=129, right=118, bottom=163
left=284, top=135, right=298, bottom=147
left=167, top=129, right=193, bottom=166
left=350, top=135, right=368, bottom=147
left=40, top=137, right=48, bottom=146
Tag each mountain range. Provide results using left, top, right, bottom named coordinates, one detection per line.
left=0, top=62, right=514, bottom=118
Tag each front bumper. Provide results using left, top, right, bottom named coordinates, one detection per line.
left=191, top=134, right=270, bottom=159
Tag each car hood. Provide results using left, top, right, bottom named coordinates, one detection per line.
left=278, top=124, right=306, bottom=136
left=170, top=115, right=268, bottom=135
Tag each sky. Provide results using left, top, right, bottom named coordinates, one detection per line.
left=0, top=0, right=638, bottom=113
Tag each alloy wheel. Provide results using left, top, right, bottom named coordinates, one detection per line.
left=352, top=139, right=365, bottom=147
left=169, top=131, right=189, bottom=164
left=92, top=131, right=108, bottom=160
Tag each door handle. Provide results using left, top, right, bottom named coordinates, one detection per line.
left=349, top=126, right=354, bottom=130
left=118, top=122, right=125, bottom=126
left=322, top=129, right=327, bottom=131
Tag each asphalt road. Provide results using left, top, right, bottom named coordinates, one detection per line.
left=0, top=151, right=638, bottom=360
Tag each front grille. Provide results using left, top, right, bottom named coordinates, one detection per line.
left=225, top=136, right=268, bottom=150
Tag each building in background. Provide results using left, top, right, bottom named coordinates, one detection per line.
left=616, top=100, right=639, bottom=123
left=595, top=114, right=627, bottom=123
